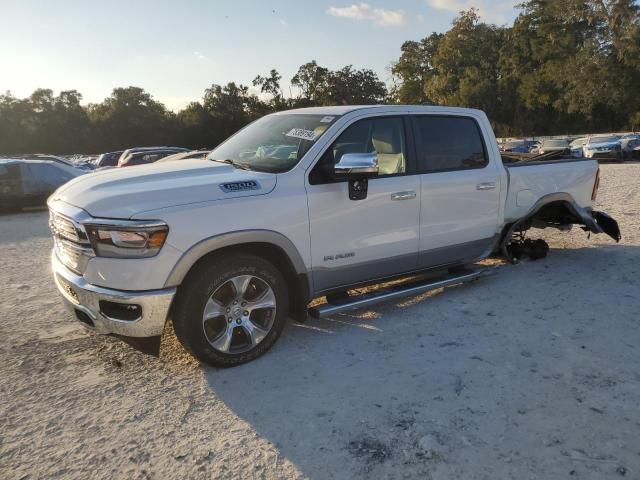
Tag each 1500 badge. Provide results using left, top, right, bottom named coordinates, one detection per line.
left=220, top=181, right=260, bottom=193
left=324, top=252, right=355, bottom=261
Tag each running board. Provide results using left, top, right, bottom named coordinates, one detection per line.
left=308, top=269, right=485, bottom=319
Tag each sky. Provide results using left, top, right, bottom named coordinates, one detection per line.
left=0, top=0, right=521, bottom=111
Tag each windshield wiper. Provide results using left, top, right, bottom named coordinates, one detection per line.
left=211, top=158, right=254, bottom=171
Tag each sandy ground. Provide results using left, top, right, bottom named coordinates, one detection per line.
left=1, top=164, right=639, bottom=480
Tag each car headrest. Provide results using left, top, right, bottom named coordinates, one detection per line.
left=371, top=124, right=400, bottom=155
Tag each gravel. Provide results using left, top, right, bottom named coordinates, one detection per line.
left=1, top=163, right=639, bottom=479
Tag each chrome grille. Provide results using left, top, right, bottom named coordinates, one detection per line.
left=49, top=212, right=89, bottom=244
left=49, top=208, right=94, bottom=274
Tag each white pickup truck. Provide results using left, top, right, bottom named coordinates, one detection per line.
left=48, top=106, right=620, bottom=366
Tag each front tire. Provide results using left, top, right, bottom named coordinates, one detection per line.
left=172, top=253, right=289, bottom=367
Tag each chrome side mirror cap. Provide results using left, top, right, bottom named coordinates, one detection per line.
left=334, top=153, right=378, bottom=179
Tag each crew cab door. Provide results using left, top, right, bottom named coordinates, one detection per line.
left=306, top=116, right=420, bottom=293
left=410, top=114, right=502, bottom=268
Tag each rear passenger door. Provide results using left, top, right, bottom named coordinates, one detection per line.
left=411, top=115, right=501, bottom=268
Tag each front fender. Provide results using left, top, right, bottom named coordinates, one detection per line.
left=163, top=229, right=309, bottom=288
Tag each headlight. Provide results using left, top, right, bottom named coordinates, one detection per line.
left=84, top=220, right=168, bottom=258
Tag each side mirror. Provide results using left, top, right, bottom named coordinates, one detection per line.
left=334, top=153, right=378, bottom=179
left=334, top=153, right=378, bottom=201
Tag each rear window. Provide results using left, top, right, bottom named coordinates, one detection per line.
left=412, top=116, right=488, bottom=173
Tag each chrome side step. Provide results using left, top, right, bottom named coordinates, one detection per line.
left=308, top=269, right=485, bottom=319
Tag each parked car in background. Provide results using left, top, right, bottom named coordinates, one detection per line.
left=583, top=135, right=622, bottom=162
left=569, top=137, right=588, bottom=157
left=500, top=141, right=529, bottom=153
left=116, top=147, right=188, bottom=167
left=156, top=150, right=211, bottom=163
left=95, top=151, right=124, bottom=168
left=0, top=158, right=82, bottom=213
left=621, top=137, right=640, bottom=160
left=499, top=140, right=539, bottom=154
left=118, top=148, right=190, bottom=167
left=537, top=139, right=570, bottom=155
left=11, top=154, right=86, bottom=170
left=570, top=137, right=588, bottom=148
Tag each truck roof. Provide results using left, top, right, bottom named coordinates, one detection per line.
left=275, top=105, right=485, bottom=116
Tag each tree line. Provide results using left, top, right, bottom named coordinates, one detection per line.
left=1, top=0, right=639, bottom=155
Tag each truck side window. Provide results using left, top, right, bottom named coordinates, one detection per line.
left=413, top=116, right=488, bottom=173
left=310, top=117, right=406, bottom=184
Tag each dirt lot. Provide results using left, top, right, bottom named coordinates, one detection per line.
left=1, top=164, right=639, bottom=480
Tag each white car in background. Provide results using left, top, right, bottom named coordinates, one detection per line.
left=583, top=135, right=622, bottom=161
left=620, top=135, right=640, bottom=160
left=537, top=139, right=570, bottom=155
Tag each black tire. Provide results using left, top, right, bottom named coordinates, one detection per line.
left=172, top=253, right=289, bottom=367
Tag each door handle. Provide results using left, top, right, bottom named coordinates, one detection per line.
left=476, top=182, right=497, bottom=191
left=391, top=191, right=416, bottom=201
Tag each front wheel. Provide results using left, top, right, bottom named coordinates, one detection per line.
left=172, top=253, right=289, bottom=367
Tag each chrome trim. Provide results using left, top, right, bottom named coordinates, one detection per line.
left=334, top=153, right=379, bottom=177
left=48, top=201, right=95, bottom=274
left=53, top=237, right=95, bottom=274
left=476, top=182, right=497, bottom=190
left=82, top=218, right=168, bottom=230
left=52, top=251, right=176, bottom=337
left=390, top=191, right=416, bottom=201
left=49, top=211, right=91, bottom=245
left=309, top=270, right=485, bottom=318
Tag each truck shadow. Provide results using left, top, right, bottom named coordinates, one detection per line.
left=202, top=244, right=639, bottom=478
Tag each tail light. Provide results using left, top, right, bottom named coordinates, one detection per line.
left=592, top=168, right=600, bottom=201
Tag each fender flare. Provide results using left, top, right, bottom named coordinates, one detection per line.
left=164, top=229, right=309, bottom=289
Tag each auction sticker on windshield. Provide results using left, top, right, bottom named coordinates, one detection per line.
left=286, top=128, right=318, bottom=141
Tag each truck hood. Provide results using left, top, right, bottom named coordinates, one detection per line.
left=50, top=160, right=277, bottom=218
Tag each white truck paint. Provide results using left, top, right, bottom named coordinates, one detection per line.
left=48, top=105, right=620, bottom=366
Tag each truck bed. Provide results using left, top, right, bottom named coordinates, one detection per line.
left=503, top=156, right=599, bottom=223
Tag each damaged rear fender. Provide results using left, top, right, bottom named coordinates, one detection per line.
left=591, top=210, right=621, bottom=242
left=500, top=193, right=621, bottom=258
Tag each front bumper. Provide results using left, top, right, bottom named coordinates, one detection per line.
left=52, top=251, right=176, bottom=337
left=585, top=150, right=620, bottom=160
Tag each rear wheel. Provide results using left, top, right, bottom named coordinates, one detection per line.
left=172, top=254, right=289, bottom=367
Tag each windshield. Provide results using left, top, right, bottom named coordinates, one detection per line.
left=588, top=136, right=618, bottom=144
left=207, top=113, right=338, bottom=173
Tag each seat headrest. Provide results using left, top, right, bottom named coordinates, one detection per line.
left=371, top=124, right=400, bottom=154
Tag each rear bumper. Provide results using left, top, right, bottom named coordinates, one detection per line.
left=52, top=251, right=176, bottom=337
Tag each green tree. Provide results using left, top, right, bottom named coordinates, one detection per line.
left=391, top=34, right=442, bottom=104
left=323, top=66, right=387, bottom=105
left=252, top=69, right=287, bottom=110
left=291, top=60, right=329, bottom=105
left=88, top=86, right=174, bottom=151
